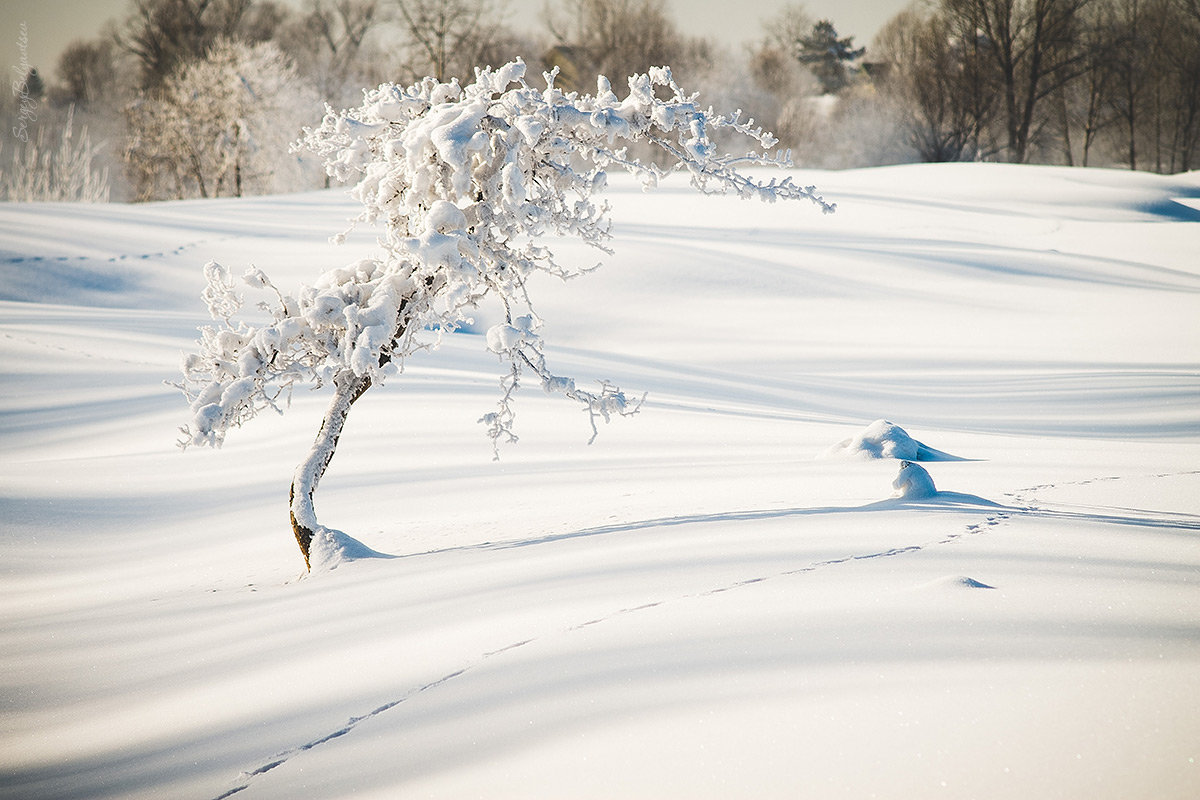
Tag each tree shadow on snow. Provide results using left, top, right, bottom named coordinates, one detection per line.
left=401, top=491, right=1012, bottom=558
left=487, top=491, right=1197, bottom=555
left=369, top=491, right=1198, bottom=564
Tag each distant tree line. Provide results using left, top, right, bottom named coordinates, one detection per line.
left=875, top=0, right=1200, bottom=171
left=2, top=0, right=1196, bottom=202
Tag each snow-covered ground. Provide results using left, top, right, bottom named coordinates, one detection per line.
left=2, top=163, right=1199, bottom=799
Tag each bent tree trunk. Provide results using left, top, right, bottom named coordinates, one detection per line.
left=289, top=289, right=423, bottom=569
left=289, top=369, right=373, bottom=569
left=288, top=286, right=426, bottom=569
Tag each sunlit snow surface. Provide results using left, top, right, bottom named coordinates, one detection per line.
left=2, top=164, right=1199, bottom=799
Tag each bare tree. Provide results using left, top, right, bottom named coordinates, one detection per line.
left=393, top=0, right=510, bottom=83
left=942, top=0, right=1095, bottom=163
left=1165, top=0, right=1200, bottom=169
left=546, top=0, right=687, bottom=89
left=1140, top=0, right=1200, bottom=171
left=278, top=0, right=383, bottom=106
left=1100, top=0, right=1197, bottom=171
left=53, top=39, right=120, bottom=109
left=761, top=2, right=816, bottom=56
left=742, top=5, right=818, bottom=151
left=1068, top=1, right=1124, bottom=165
left=874, top=6, right=998, bottom=161
left=1107, top=0, right=1155, bottom=168
left=869, top=0, right=1199, bottom=170
left=239, top=0, right=291, bottom=41
left=117, top=0, right=256, bottom=89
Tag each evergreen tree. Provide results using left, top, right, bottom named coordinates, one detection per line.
left=24, top=68, right=46, bottom=101
left=795, top=20, right=864, bottom=94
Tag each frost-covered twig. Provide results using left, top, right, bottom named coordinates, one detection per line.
left=0, top=105, right=111, bottom=203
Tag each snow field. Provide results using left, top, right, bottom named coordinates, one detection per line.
left=1, top=163, right=1199, bottom=798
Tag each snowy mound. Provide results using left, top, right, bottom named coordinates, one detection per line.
left=892, top=460, right=938, bottom=499
left=307, top=527, right=393, bottom=572
left=825, top=419, right=966, bottom=461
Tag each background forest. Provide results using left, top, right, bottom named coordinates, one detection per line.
left=3, top=0, right=1199, bottom=202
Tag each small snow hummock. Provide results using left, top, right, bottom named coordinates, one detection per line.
left=919, top=575, right=997, bottom=590
left=892, top=460, right=938, bottom=499
left=824, top=419, right=965, bottom=461
left=306, top=526, right=392, bottom=572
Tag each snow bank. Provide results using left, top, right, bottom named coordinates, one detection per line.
left=824, top=418, right=966, bottom=461
left=306, top=526, right=394, bottom=572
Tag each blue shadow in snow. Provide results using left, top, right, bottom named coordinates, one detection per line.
left=399, top=489, right=1200, bottom=561
left=402, top=492, right=1010, bottom=559
left=1139, top=197, right=1200, bottom=222
left=1142, top=180, right=1200, bottom=221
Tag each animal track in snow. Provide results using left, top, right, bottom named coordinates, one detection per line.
left=226, top=470, right=1200, bottom=795
left=1005, top=470, right=1200, bottom=511
left=3, top=241, right=204, bottom=266
left=214, top=498, right=1014, bottom=798
left=0, top=331, right=159, bottom=368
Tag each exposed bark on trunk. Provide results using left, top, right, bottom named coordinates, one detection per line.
left=189, top=150, right=209, bottom=199
left=286, top=285, right=425, bottom=569
left=289, top=370, right=373, bottom=569
left=1058, top=84, right=1074, bottom=166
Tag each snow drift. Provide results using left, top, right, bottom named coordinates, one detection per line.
left=824, top=418, right=967, bottom=461
left=1, top=163, right=1199, bottom=800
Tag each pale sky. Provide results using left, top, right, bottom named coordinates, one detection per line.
left=3, top=0, right=911, bottom=86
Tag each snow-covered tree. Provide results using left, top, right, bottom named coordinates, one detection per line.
left=125, top=38, right=316, bottom=200
left=176, top=59, right=833, bottom=570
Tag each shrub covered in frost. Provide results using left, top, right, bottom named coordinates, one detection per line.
left=176, top=59, right=833, bottom=569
